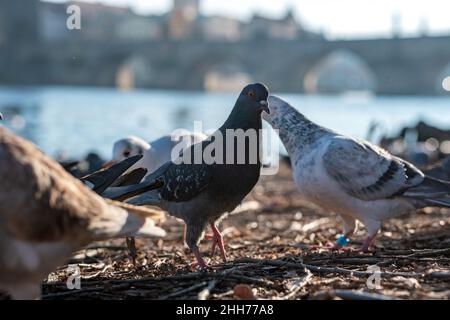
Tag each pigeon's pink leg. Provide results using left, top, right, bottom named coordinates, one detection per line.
left=191, top=247, right=207, bottom=269
left=360, top=234, right=377, bottom=253
left=204, top=234, right=214, bottom=241
left=210, top=224, right=227, bottom=263
left=182, top=224, right=186, bottom=244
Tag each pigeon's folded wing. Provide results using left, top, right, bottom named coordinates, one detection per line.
left=160, top=163, right=212, bottom=202
left=323, top=137, right=424, bottom=201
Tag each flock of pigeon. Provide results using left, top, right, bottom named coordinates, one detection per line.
left=1, top=83, right=449, bottom=299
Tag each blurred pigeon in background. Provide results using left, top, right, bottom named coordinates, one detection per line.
left=0, top=128, right=166, bottom=299
left=424, top=156, right=450, bottom=181
left=263, top=95, right=450, bottom=252
left=110, top=131, right=207, bottom=175
left=105, top=83, right=270, bottom=268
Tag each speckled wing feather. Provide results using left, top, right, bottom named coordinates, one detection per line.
left=159, top=163, right=212, bottom=202
left=323, top=136, right=424, bottom=201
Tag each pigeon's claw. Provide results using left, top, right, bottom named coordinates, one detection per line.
left=191, top=247, right=208, bottom=269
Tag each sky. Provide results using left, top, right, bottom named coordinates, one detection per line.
left=48, top=0, right=450, bottom=39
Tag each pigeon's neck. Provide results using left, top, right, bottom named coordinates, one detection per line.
left=271, top=108, right=331, bottom=159
left=220, top=103, right=262, bottom=132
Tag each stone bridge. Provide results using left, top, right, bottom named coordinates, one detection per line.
left=2, top=35, right=450, bottom=95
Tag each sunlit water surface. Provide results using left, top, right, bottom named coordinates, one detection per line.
left=0, top=86, right=449, bottom=159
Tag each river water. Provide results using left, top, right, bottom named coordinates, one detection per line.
left=0, top=85, right=449, bottom=159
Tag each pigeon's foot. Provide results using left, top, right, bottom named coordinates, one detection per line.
left=192, top=247, right=208, bottom=269
left=125, top=237, right=137, bottom=266
left=360, top=235, right=377, bottom=253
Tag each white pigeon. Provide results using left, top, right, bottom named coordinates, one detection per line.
left=111, top=131, right=207, bottom=175
left=263, top=95, right=450, bottom=252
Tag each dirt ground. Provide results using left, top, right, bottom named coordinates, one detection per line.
left=41, top=163, right=450, bottom=300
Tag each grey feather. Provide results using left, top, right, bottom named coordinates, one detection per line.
left=323, top=137, right=424, bottom=201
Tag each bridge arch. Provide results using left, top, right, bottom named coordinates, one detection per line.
left=304, top=49, right=377, bottom=94
left=115, top=53, right=154, bottom=90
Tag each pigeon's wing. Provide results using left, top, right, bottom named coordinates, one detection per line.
left=323, top=136, right=424, bottom=201
left=159, top=163, right=212, bottom=202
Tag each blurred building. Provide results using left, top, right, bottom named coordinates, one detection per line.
left=38, top=0, right=164, bottom=43
left=199, top=16, right=242, bottom=42
left=0, top=0, right=316, bottom=44
left=65, top=1, right=133, bottom=41
left=244, top=10, right=300, bottom=41
left=116, top=15, right=164, bottom=41
left=168, top=0, right=200, bottom=40
left=0, top=0, right=449, bottom=95
left=39, top=1, right=70, bottom=42
left=0, top=0, right=39, bottom=47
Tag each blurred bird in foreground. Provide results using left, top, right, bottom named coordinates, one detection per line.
left=0, top=128, right=166, bottom=299
left=264, top=96, right=450, bottom=252
left=105, top=83, right=269, bottom=268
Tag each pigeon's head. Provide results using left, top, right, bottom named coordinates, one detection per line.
left=238, top=83, right=270, bottom=114
left=261, top=95, right=290, bottom=126
left=112, top=136, right=150, bottom=163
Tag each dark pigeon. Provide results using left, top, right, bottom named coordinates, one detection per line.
left=104, top=83, right=270, bottom=268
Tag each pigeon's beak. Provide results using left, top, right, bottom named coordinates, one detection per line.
left=259, top=100, right=270, bottom=114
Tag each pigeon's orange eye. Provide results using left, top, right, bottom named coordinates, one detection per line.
left=247, top=91, right=255, bottom=97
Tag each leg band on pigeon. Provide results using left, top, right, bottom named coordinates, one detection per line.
left=336, top=235, right=350, bottom=247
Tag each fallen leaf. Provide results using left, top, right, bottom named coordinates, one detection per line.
left=233, top=284, right=257, bottom=300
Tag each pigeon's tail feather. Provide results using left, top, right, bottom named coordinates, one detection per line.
left=102, top=178, right=163, bottom=201
left=82, top=154, right=143, bottom=194
left=125, top=190, right=161, bottom=206
left=103, top=162, right=172, bottom=201
left=424, top=198, right=450, bottom=208
left=90, top=202, right=166, bottom=241
left=403, top=176, right=450, bottom=208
